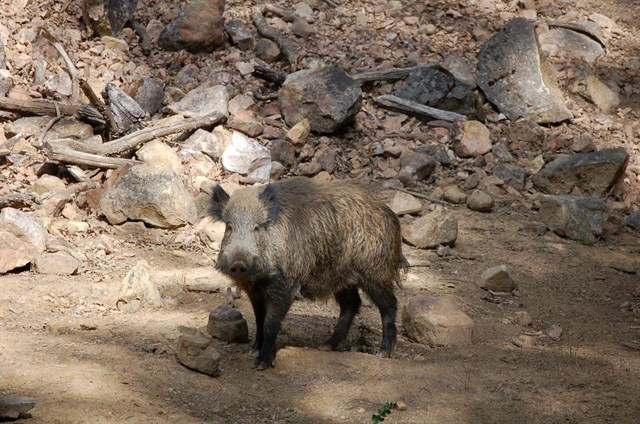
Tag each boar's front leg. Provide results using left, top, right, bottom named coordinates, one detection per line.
left=254, top=279, right=293, bottom=371
left=247, top=288, right=266, bottom=353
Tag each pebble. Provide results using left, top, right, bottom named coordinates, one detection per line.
left=467, top=189, right=494, bottom=212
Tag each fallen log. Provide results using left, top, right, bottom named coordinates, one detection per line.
left=0, top=96, right=85, bottom=116
left=45, top=139, right=139, bottom=169
left=376, top=95, right=467, bottom=122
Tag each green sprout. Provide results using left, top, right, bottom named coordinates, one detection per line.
left=372, top=401, right=397, bottom=424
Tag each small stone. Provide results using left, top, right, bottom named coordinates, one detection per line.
left=206, top=304, right=249, bottom=343
left=270, top=140, right=296, bottom=166
left=512, top=334, right=536, bottom=348
left=402, top=208, right=458, bottom=249
left=221, top=131, right=271, bottom=179
left=132, top=77, right=165, bottom=115
left=255, top=38, right=282, bottom=63
left=571, top=73, right=620, bottom=113
left=0, top=396, right=36, bottom=420
left=176, top=333, right=221, bottom=376
left=479, top=264, right=515, bottom=292
left=184, top=128, right=227, bottom=160
left=0, top=231, right=33, bottom=274
left=397, top=151, right=437, bottom=185
left=158, top=0, right=225, bottom=53
left=285, top=119, right=311, bottom=145
left=228, top=94, right=255, bottom=115
left=136, top=140, right=183, bottom=174
left=467, top=189, right=494, bottom=212
left=414, top=144, right=451, bottom=166
left=313, top=171, right=331, bottom=183
left=34, top=251, right=82, bottom=275
left=291, top=16, right=313, bottom=38
left=270, top=161, right=287, bottom=179
left=117, top=260, right=163, bottom=311
left=0, top=208, right=48, bottom=254
left=228, top=110, right=264, bottom=137
left=443, top=186, right=467, bottom=204
left=101, top=35, right=128, bottom=51
left=296, top=161, right=322, bottom=177
left=32, top=174, right=66, bottom=195
left=424, top=23, right=437, bottom=35
left=547, top=324, right=563, bottom=340
left=514, top=311, right=532, bottom=326
left=167, top=85, right=228, bottom=118
left=224, top=19, right=255, bottom=51
left=627, top=210, right=640, bottom=231
left=492, top=164, right=526, bottom=190
left=402, top=296, right=474, bottom=347
left=66, top=221, right=90, bottom=234
left=318, top=148, right=337, bottom=173
left=526, top=155, right=545, bottom=175
left=396, top=399, right=408, bottom=411
left=452, top=120, right=492, bottom=157
left=388, top=191, right=422, bottom=215
left=571, top=134, right=596, bottom=153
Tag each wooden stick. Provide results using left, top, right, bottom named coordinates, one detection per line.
left=391, top=187, right=449, bottom=206
left=80, top=78, right=118, bottom=138
left=263, top=4, right=315, bottom=22
left=351, top=67, right=417, bottom=84
left=376, top=95, right=467, bottom=122
left=0, top=96, right=84, bottom=116
left=36, top=102, right=62, bottom=147
left=252, top=7, right=302, bottom=68
left=39, top=29, right=80, bottom=103
left=94, top=112, right=226, bottom=156
left=45, top=139, right=140, bottom=169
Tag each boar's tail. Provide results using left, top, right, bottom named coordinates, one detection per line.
left=395, top=254, right=409, bottom=288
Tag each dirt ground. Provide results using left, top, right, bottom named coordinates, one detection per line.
left=2, top=0, right=640, bottom=423
left=2, top=205, right=640, bottom=423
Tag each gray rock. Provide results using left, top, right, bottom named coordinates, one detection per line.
left=492, top=164, right=526, bottom=190
left=228, top=94, right=255, bottom=115
left=175, top=64, right=200, bottom=92
left=99, top=164, right=197, bottom=228
left=414, top=144, right=451, bottom=166
left=133, top=77, right=165, bottom=115
left=491, top=144, right=514, bottom=162
left=627, top=210, right=640, bottom=231
left=395, top=64, right=476, bottom=115
left=452, top=120, right=492, bottom=157
left=402, top=209, right=458, bottom=249
left=538, top=194, right=605, bottom=244
left=227, top=111, right=264, bottom=137
left=570, top=134, right=596, bottom=153
left=206, top=304, right=249, bottom=343
left=279, top=66, right=362, bottom=133
left=443, top=53, right=476, bottom=88
left=184, top=128, right=228, bottom=160
left=167, top=85, right=228, bottom=118
left=0, top=396, right=36, bottom=420
left=539, top=28, right=604, bottom=64
left=5, top=116, right=92, bottom=141
left=270, top=161, right=287, bottom=179
left=33, top=251, right=82, bottom=275
left=176, top=333, right=221, bottom=376
left=479, top=265, right=516, bottom=292
left=397, top=151, right=437, bottom=185
left=221, top=131, right=271, bottom=179
left=402, top=296, right=474, bottom=347
left=318, top=148, right=338, bottom=173
left=477, top=18, right=572, bottom=123
left=388, top=191, right=422, bottom=215
left=443, top=186, right=467, bottom=204
left=255, top=38, right=282, bottom=63
left=158, top=0, right=225, bottom=53
left=270, top=139, right=296, bottom=166
left=224, top=19, right=255, bottom=51
left=296, top=161, right=322, bottom=177
left=532, top=147, right=629, bottom=196
left=116, top=260, right=163, bottom=311
left=467, top=189, right=494, bottom=212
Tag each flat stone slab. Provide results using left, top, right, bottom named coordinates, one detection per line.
left=477, top=18, right=572, bottom=124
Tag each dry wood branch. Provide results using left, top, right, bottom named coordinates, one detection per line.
left=376, top=95, right=467, bottom=122
left=263, top=4, right=315, bottom=22
left=80, top=79, right=118, bottom=138
left=45, top=139, right=139, bottom=169
left=94, top=112, right=226, bottom=156
left=36, top=103, right=62, bottom=147
left=252, top=7, right=302, bottom=68
left=0, top=96, right=85, bottom=116
left=391, top=187, right=449, bottom=206
left=351, top=67, right=417, bottom=84
left=39, top=29, right=79, bottom=103
left=0, top=193, right=41, bottom=210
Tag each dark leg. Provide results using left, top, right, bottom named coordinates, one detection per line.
left=254, top=283, right=293, bottom=371
left=363, top=284, right=397, bottom=357
left=325, top=287, right=361, bottom=350
left=247, top=289, right=266, bottom=352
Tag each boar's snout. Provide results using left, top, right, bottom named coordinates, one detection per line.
left=229, top=259, right=249, bottom=277
left=217, top=250, right=258, bottom=281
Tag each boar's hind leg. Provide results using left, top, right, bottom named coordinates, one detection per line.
left=325, top=287, right=361, bottom=350
left=254, top=284, right=293, bottom=371
left=363, top=283, right=397, bottom=358
left=247, top=289, right=266, bottom=353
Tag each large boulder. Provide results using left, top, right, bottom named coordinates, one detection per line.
left=99, top=164, right=197, bottom=228
left=477, top=18, right=572, bottom=124
left=278, top=66, right=362, bottom=133
left=532, top=148, right=628, bottom=196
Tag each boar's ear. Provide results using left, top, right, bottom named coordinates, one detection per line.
left=209, top=185, right=230, bottom=221
left=259, top=183, right=279, bottom=221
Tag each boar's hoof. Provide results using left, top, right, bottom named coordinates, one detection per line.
left=377, top=351, right=391, bottom=359
left=253, top=357, right=274, bottom=371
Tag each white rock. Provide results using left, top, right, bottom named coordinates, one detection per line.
left=167, top=85, right=228, bottom=118
left=221, top=131, right=271, bottom=178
